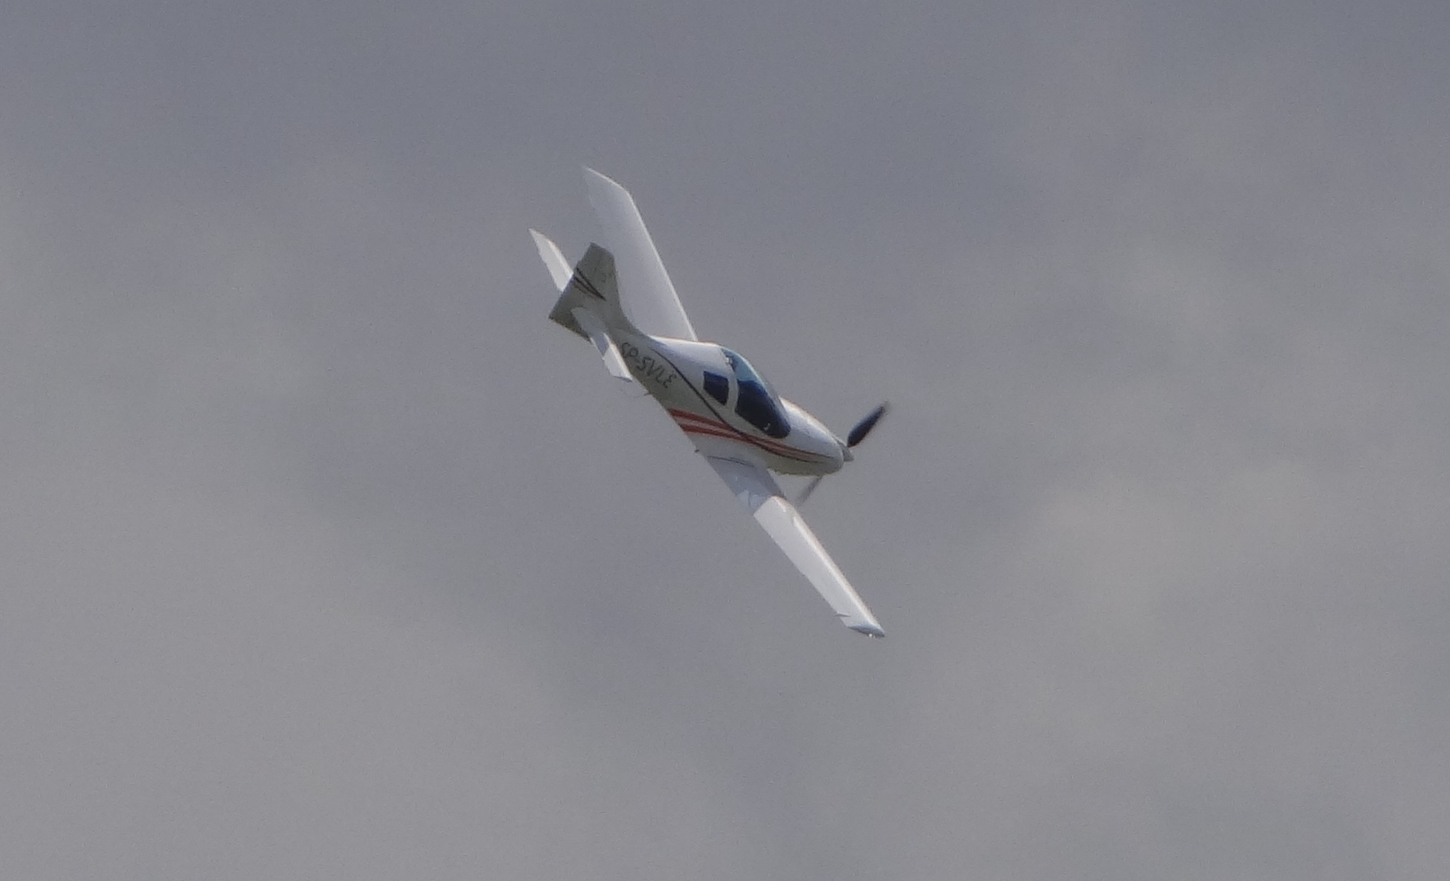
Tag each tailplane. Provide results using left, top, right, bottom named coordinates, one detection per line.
left=544, top=241, right=635, bottom=338
left=531, top=231, right=640, bottom=389
left=529, top=229, right=572, bottom=291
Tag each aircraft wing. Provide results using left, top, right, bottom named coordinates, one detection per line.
left=584, top=168, right=699, bottom=341
left=704, top=455, right=884, bottom=637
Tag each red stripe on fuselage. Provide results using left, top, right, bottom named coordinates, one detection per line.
left=669, top=410, right=801, bottom=455
left=667, top=408, right=829, bottom=463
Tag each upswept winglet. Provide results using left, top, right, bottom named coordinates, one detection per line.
left=583, top=168, right=700, bottom=342
left=705, top=455, right=885, bottom=637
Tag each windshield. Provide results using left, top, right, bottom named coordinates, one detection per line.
left=722, top=349, right=790, bottom=438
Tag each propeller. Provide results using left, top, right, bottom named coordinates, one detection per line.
left=846, top=402, right=889, bottom=447
left=796, top=402, right=889, bottom=507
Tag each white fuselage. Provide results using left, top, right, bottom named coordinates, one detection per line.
left=610, top=329, right=847, bottom=477
left=534, top=171, right=887, bottom=637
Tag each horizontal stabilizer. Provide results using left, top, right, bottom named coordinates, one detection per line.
left=529, top=229, right=572, bottom=291
left=572, top=307, right=640, bottom=388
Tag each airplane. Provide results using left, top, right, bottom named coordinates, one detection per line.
left=530, top=169, right=889, bottom=637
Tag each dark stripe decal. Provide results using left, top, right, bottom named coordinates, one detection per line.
left=570, top=272, right=606, bottom=300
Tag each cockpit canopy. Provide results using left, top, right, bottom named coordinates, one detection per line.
left=722, top=348, right=790, bottom=438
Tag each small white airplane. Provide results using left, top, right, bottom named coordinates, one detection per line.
left=530, top=169, right=889, bottom=637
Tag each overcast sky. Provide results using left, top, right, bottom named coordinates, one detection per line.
left=2, top=1, right=1448, bottom=878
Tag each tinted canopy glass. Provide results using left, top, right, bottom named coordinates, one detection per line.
left=702, top=371, right=729, bottom=405
left=722, top=349, right=790, bottom=438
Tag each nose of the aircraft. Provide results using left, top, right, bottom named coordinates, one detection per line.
left=826, top=433, right=847, bottom=470
left=810, top=424, right=847, bottom=473
left=782, top=400, right=847, bottom=473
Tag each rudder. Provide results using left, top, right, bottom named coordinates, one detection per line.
left=548, top=242, right=634, bottom=337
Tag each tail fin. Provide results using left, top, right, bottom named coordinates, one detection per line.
left=531, top=232, right=640, bottom=386
left=547, top=242, right=635, bottom=337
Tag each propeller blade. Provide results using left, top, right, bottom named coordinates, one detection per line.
left=846, top=402, right=889, bottom=448
left=795, top=475, right=825, bottom=507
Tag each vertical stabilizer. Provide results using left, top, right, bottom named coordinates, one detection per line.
left=548, top=242, right=636, bottom=338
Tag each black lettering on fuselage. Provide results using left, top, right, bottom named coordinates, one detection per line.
left=618, top=342, right=676, bottom=389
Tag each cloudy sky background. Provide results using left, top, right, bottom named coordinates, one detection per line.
left=2, top=0, right=1448, bottom=878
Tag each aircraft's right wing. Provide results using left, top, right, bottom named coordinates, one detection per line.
left=584, top=168, right=699, bottom=341
left=705, top=455, right=884, bottom=637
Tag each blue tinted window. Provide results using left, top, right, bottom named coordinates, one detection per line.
left=702, top=371, right=729, bottom=405
left=722, top=349, right=790, bottom=438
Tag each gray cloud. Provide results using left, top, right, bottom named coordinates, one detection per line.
left=2, top=0, right=1448, bottom=878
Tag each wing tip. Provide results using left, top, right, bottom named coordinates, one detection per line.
left=583, top=166, right=634, bottom=209
left=582, top=165, right=620, bottom=186
left=846, top=619, right=886, bottom=638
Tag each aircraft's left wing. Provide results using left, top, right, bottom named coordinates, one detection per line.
left=705, top=455, right=884, bottom=637
left=584, top=168, right=699, bottom=341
